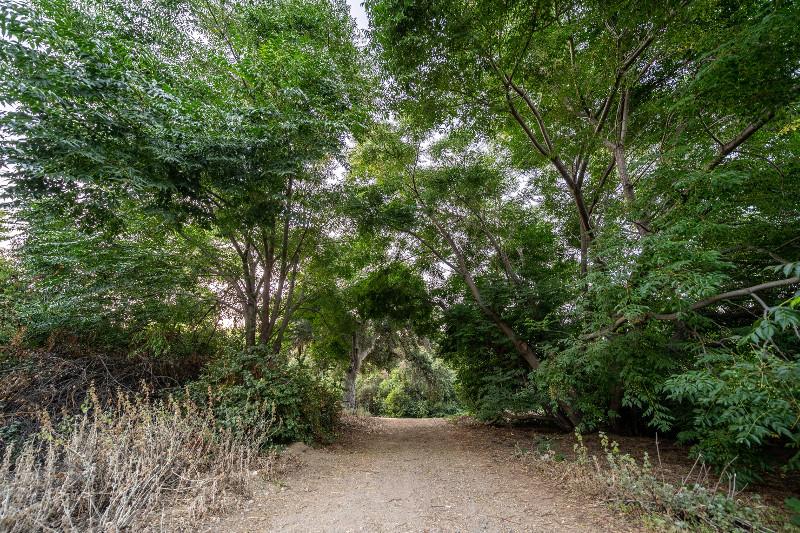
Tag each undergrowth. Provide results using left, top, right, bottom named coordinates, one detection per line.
left=516, top=431, right=788, bottom=532
left=0, top=387, right=275, bottom=532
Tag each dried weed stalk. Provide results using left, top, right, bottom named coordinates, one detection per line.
left=0, top=387, right=275, bottom=532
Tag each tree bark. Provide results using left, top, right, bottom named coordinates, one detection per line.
left=229, top=234, right=258, bottom=347
left=244, top=299, right=257, bottom=348
left=261, top=176, right=294, bottom=344
left=706, top=110, right=775, bottom=170
left=612, top=88, right=650, bottom=236
left=343, top=327, right=377, bottom=409
left=343, top=332, right=360, bottom=410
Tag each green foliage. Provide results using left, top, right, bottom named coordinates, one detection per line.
left=658, top=294, right=800, bottom=481
left=665, top=347, right=800, bottom=480
left=1, top=0, right=373, bottom=354
left=355, top=372, right=386, bottom=415
left=357, top=355, right=460, bottom=418
left=786, top=497, right=800, bottom=527
left=1, top=0, right=371, bottom=215
left=0, top=0, right=798, bottom=493
left=189, top=346, right=341, bottom=444
left=437, top=277, right=566, bottom=423
left=352, top=262, right=432, bottom=331
left=0, top=254, right=23, bottom=347
left=9, top=199, right=218, bottom=354
left=470, top=368, right=539, bottom=423
left=587, top=433, right=770, bottom=532
left=365, top=0, right=800, bottom=480
left=536, top=327, right=681, bottom=433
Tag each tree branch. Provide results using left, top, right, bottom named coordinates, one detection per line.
left=705, top=110, right=775, bottom=170
left=583, top=276, right=800, bottom=339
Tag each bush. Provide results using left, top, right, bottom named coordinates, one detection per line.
left=585, top=432, right=771, bottom=531
left=662, top=296, right=800, bottom=481
left=517, top=431, right=777, bottom=531
left=0, top=255, right=23, bottom=347
left=0, top=389, right=272, bottom=532
left=382, top=371, right=431, bottom=417
left=357, top=356, right=461, bottom=418
left=356, top=371, right=388, bottom=415
left=189, top=346, right=341, bottom=444
left=471, top=368, right=540, bottom=423
left=665, top=347, right=800, bottom=481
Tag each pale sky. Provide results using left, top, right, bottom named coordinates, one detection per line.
left=346, top=0, right=369, bottom=31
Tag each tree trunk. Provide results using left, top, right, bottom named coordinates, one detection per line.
left=244, top=299, right=257, bottom=348
left=613, top=88, right=650, bottom=236
left=343, top=328, right=377, bottom=410
left=343, top=341, right=360, bottom=410
left=614, top=144, right=650, bottom=236
left=579, top=225, right=589, bottom=276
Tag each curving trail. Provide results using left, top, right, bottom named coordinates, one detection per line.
left=203, top=418, right=632, bottom=532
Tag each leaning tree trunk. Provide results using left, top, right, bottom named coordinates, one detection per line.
left=422, top=211, right=581, bottom=429
left=343, top=329, right=376, bottom=410
left=244, top=298, right=257, bottom=348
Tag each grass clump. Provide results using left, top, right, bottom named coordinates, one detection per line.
left=0, top=387, right=274, bottom=532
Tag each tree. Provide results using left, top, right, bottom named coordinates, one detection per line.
left=350, top=126, right=578, bottom=425
left=365, top=0, right=800, bottom=469
left=1, top=0, right=372, bottom=349
left=295, top=229, right=433, bottom=409
left=9, top=198, right=220, bottom=356
left=366, top=0, right=799, bottom=296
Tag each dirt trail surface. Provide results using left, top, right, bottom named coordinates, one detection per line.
left=203, top=418, right=632, bottom=532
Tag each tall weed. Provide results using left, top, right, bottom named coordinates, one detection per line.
left=0, top=388, right=274, bottom=532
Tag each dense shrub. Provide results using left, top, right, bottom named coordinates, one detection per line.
left=437, top=297, right=559, bottom=423
left=665, top=348, right=800, bottom=480
left=661, top=294, right=800, bottom=481
left=356, top=371, right=387, bottom=415
left=0, top=256, right=23, bottom=347
left=357, top=356, right=460, bottom=417
left=189, top=346, right=341, bottom=444
left=471, top=368, right=541, bottom=423
left=441, top=275, right=800, bottom=481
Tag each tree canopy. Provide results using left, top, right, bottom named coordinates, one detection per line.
left=1, top=0, right=799, bottom=482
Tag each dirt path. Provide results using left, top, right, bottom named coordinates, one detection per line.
left=203, top=418, right=632, bottom=532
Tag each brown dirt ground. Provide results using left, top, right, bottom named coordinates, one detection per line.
left=200, top=417, right=638, bottom=532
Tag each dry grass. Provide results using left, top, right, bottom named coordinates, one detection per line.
left=338, top=408, right=382, bottom=434
left=0, top=348, right=205, bottom=446
left=0, top=387, right=275, bottom=532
